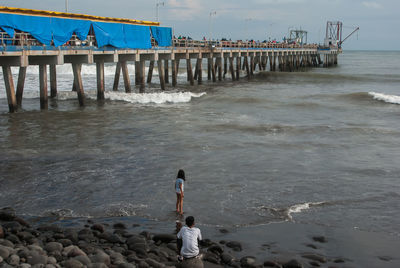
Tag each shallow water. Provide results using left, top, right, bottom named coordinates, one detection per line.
left=0, top=51, right=399, bottom=239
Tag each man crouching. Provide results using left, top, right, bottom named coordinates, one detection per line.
left=177, top=216, right=204, bottom=268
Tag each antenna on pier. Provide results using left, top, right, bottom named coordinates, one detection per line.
left=324, top=21, right=359, bottom=48
left=65, top=0, right=68, bottom=12
left=156, top=1, right=165, bottom=22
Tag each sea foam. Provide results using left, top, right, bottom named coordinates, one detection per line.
left=369, top=92, right=400, bottom=105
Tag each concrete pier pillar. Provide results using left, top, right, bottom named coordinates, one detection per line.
left=194, top=59, right=199, bottom=80
left=217, top=57, right=222, bottom=81
left=135, top=61, right=140, bottom=85
left=244, top=56, right=250, bottom=79
left=187, top=59, right=194, bottom=86
left=121, top=61, right=131, bottom=93
left=96, top=61, right=105, bottom=100
left=196, top=58, right=203, bottom=85
left=16, top=66, right=27, bottom=107
left=113, top=62, right=121, bottom=91
left=50, top=65, right=57, bottom=98
left=2, top=66, right=18, bottom=113
left=172, top=59, right=177, bottom=87
left=236, top=57, right=240, bottom=80
left=223, top=57, right=227, bottom=78
left=158, top=59, right=166, bottom=90
left=72, top=63, right=85, bottom=106
left=229, top=57, right=235, bottom=80
left=139, top=59, right=146, bottom=93
left=250, top=56, right=254, bottom=76
left=164, top=60, right=169, bottom=84
left=211, top=58, right=216, bottom=82
left=147, top=60, right=154, bottom=84
left=207, top=58, right=212, bottom=80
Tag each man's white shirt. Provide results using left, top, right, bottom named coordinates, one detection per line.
left=177, top=226, right=202, bottom=258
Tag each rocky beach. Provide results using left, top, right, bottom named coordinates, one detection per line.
left=1, top=208, right=399, bottom=268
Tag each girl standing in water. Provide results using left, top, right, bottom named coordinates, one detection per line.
left=175, top=169, right=185, bottom=215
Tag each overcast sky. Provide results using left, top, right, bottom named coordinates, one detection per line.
left=2, top=0, right=399, bottom=50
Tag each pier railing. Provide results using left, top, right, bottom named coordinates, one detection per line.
left=0, top=29, right=320, bottom=51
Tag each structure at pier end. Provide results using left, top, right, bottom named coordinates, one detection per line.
left=1, top=7, right=342, bottom=113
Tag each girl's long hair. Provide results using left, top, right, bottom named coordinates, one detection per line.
left=177, top=169, right=186, bottom=181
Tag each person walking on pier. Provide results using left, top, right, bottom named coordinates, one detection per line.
left=175, top=169, right=186, bottom=215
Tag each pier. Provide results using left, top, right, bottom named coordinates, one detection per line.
left=0, top=7, right=341, bottom=113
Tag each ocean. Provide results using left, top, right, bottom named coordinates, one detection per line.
left=1, top=50, right=400, bottom=266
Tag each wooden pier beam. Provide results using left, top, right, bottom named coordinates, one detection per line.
left=16, top=66, right=27, bottom=107
left=147, top=60, right=154, bottom=84
left=113, top=62, right=121, bottom=91
left=121, top=61, right=131, bottom=93
left=158, top=59, right=166, bottom=90
left=72, top=63, right=85, bottom=106
left=187, top=59, right=194, bottom=86
left=96, top=61, right=105, bottom=100
left=250, top=56, right=254, bottom=76
left=50, top=65, right=57, bottom=98
left=2, top=66, right=18, bottom=113
left=139, top=59, right=146, bottom=93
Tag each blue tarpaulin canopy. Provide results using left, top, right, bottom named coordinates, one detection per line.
left=150, top=26, right=172, bottom=47
left=0, top=12, right=170, bottom=49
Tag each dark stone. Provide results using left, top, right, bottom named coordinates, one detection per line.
left=138, top=260, right=150, bottom=268
left=283, top=259, right=303, bottom=268
left=53, top=232, right=65, bottom=240
left=18, top=231, right=34, bottom=241
left=208, top=244, right=223, bottom=255
left=64, top=259, right=84, bottom=268
left=0, top=245, right=10, bottom=259
left=219, top=228, right=229, bottom=233
left=0, top=239, right=13, bottom=248
left=333, top=258, right=345, bottom=263
left=309, top=261, right=320, bottom=267
left=58, top=239, right=73, bottom=247
left=98, top=232, right=124, bottom=244
left=264, top=260, right=282, bottom=267
left=2, top=221, right=23, bottom=233
left=13, top=217, right=30, bottom=227
left=312, top=236, right=326, bottom=243
left=0, top=208, right=16, bottom=221
left=74, top=255, right=92, bottom=266
left=140, top=231, right=152, bottom=240
left=219, top=240, right=226, bottom=244
left=226, top=241, right=242, bottom=251
left=26, top=251, right=48, bottom=265
left=145, top=257, right=165, bottom=268
left=204, top=252, right=220, bottom=264
left=45, top=242, right=63, bottom=253
left=378, top=256, right=392, bottom=261
left=166, top=243, right=177, bottom=251
left=118, top=263, right=136, bottom=268
left=240, top=256, right=258, bottom=268
left=221, top=253, right=234, bottom=264
left=305, top=244, right=317, bottom=249
left=37, top=224, right=63, bottom=233
left=90, top=251, right=110, bottom=266
left=199, top=238, right=213, bottom=247
left=132, top=224, right=140, bottom=228
left=7, top=254, right=20, bottom=266
left=127, top=235, right=146, bottom=245
left=0, top=226, right=4, bottom=239
left=5, top=234, right=20, bottom=244
left=64, top=229, right=79, bottom=243
left=152, top=234, right=176, bottom=244
left=113, top=223, right=127, bottom=229
left=301, top=254, right=327, bottom=263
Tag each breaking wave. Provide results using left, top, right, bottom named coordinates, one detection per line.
left=368, top=92, right=400, bottom=105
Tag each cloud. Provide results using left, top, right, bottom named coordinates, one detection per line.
left=167, top=0, right=204, bottom=20
left=362, top=1, right=383, bottom=9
